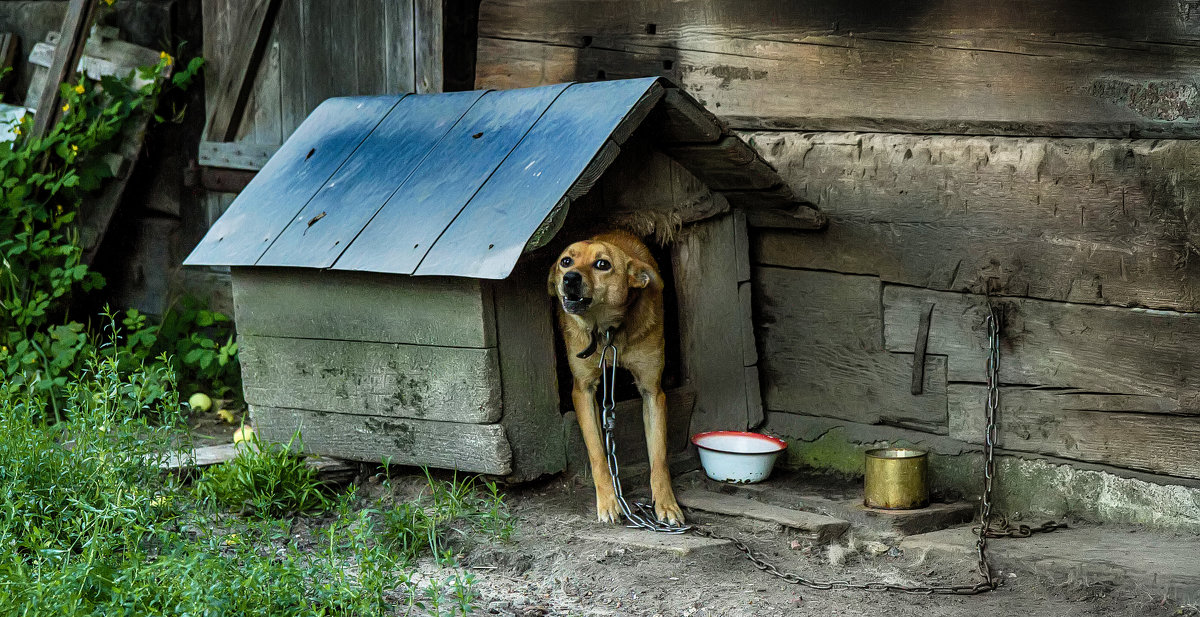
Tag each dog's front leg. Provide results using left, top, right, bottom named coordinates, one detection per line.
left=642, top=386, right=684, bottom=525
left=573, top=378, right=621, bottom=523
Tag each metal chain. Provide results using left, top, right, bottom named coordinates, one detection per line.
left=593, top=305, right=1045, bottom=594
left=598, top=329, right=692, bottom=534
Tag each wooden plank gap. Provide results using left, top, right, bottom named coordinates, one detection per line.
left=911, top=303, right=935, bottom=395
left=205, top=0, right=283, bottom=141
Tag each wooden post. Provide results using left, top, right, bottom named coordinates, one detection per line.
left=30, top=0, right=95, bottom=141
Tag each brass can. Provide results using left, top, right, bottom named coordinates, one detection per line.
left=863, top=448, right=929, bottom=510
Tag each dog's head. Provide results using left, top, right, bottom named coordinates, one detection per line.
left=548, top=239, right=657, bottom=315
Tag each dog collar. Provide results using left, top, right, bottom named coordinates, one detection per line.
left=576, top=326, right=618, bottom=359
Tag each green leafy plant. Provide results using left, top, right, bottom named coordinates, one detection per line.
left=153, top=294, right=241, bottom=401
left=380, top=470, right=514, bottom=565
left=0, top=45, right=204, bottom=419
left=193, top=431, right=333, bottom=517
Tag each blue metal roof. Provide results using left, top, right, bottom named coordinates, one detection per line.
left=184, top=77, right=804, bottom=279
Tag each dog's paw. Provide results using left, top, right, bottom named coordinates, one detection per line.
left=596, top=491, right=622, bottom=524
left=655, top=498, right=685, bottom=526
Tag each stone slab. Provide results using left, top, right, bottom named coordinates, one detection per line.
left=676, top=488, right=849, bottom=542
left=901, top=525, right=1200, bottom=603
left=573, top=526, right=732, bottom=557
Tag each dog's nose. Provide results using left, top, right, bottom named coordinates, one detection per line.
left=563, top=271, right=582, bottom=285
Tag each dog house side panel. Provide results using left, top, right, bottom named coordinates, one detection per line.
left=231, top=268, right=496, bottom=347
left=240, top=335, right=502, bottom=423
left=252, top=406, right=513, bottom=475
left=490, top=258, right=567, bottom=481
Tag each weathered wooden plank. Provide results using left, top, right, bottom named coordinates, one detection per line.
left=252, top=406, right=512, bottom=474
left=739, top=202, right=826, bottom=230
left=416, top=78, right=662, bottom=279
left=751, top=132, right=1200, bottom=312
left=259, top=90, right=483, bottom=268
left=240, top=335, right=502, bottom=423
left=198, top=141, right=279, bottom=171
left=675, top=489, right=849, bottom=541
left=414, top=0, right=443, bottom=93
left=948, top=385, right=1200, bottom=479
left=184, top=95, right=402, bottom=267
left=910, top=304, right=934, bottom=396
left=274, top=0, right=307, bottom=134
left=204, top=0, right=279, bottom=141
left=492, top=259, right=566, bottom=481
left=733, top=209, right=750, bottom=282
left=301, top=0, right=337, bottom=117
left=231, top=268, right=496, bottom=347
left=672, top=214, right=750, bottom=433
left=382, top=0, right=416, bottom=93
left=882, top=285, right=1200, bottom=409
left=476, top=0, right=1200, bottom=137
left=353, top=0, right=387, bottom=95
left=737, top=281, right=756, bottom=366
left=755, top=267, right=947, bottom=433
left=243, top=29, right=283, bottom=146
left=744, top=365, right=764, bottom=429
left=335, top=84, right=569, bottom=274
left=29, top=0, right=92, bottom=140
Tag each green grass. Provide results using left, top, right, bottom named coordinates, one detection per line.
left=0, top=335, right=512, bottom=616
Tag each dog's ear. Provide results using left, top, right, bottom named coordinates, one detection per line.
left=627, top=258, right=658, bottom=289
left=547, top=261, right=559, bottom=296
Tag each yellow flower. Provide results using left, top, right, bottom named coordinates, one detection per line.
left=1, top=346, right=7, bottom=354
left=103, top=0, right=114, bottom=5
left=56, top=205, right=63, bottom=213
left=70, top=145, right=78, bottom=153
left=13, top=126, right=20, bottom=136
left=73, top=84, right=85, bottom=94
left=159, top=51, right=173, bottom=66
left=61, top=103, right=69, bottom=112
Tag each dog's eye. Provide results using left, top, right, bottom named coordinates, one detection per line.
left=559, top=257, right=573, bottom=268
left=594, top=259, right=611, bottom=271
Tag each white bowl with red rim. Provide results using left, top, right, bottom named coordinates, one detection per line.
left=691, top=431, right=788, bottom=483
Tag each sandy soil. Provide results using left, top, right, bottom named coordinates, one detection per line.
left=435, top=475, right=1195, bottom=617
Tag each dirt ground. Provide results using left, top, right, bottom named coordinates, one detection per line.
left=356, top=470, right=1193, bottom=617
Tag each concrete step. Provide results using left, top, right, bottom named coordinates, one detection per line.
left=901, top=525, right=1200, bottom=603
left=676, top=488, right=850, bottom=542
left=572, top=526, right=731, bottom=557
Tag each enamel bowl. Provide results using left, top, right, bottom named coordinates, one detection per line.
left=692, top=431, right=788, bottom=483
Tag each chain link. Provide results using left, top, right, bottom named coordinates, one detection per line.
left=594, top=305, right=1039, bottom=595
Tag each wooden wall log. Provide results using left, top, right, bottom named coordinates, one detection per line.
left=755, top=267, right=947, bottom=433
left=252, top=406, right=512, bottom=475
left=476, top=0, right=1200, bottom=137
left=240, top=335, right=502, bottom=423
left=882, top=285, right=1200, bottom=409
left=750, top=132, right=1200, bottom=312
left=948, top=385, right=1200, bottom=480
left=231, top=269, right=496, bottom=347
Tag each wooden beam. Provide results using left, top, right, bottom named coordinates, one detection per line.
left=197, top=165, right=256, bottom=192
left=198, top=140, right=279, bottom=171
left=750, top=131, right=1200, bottom=312
left=204, top=0, right=282, bottom=141
left=252, top=406, right=513, bottom=475
left=474, top=0, right=1200, bottom=138
left=0, top=33, right=17, bottom=91
left=30, top=0, right=94, bottom=140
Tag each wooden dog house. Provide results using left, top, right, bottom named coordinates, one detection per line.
left=184, top=77, right=822, bottom=481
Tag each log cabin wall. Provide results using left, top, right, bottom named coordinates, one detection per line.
left=474, top=0, right=1200, bottom=527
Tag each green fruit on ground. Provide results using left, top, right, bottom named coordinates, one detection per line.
left=188, top=392, right=212, bottom=413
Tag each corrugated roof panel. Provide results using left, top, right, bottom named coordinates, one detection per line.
left=183, top=95, right=403, bottom=267
left=413, top=77, right=661, bottom=279
left=255, top=90, right=486, bottom=268
left=332, top=83, right=571, bottom=274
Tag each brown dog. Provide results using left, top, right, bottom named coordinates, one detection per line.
left=548, top=230, right=684, bottom=525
